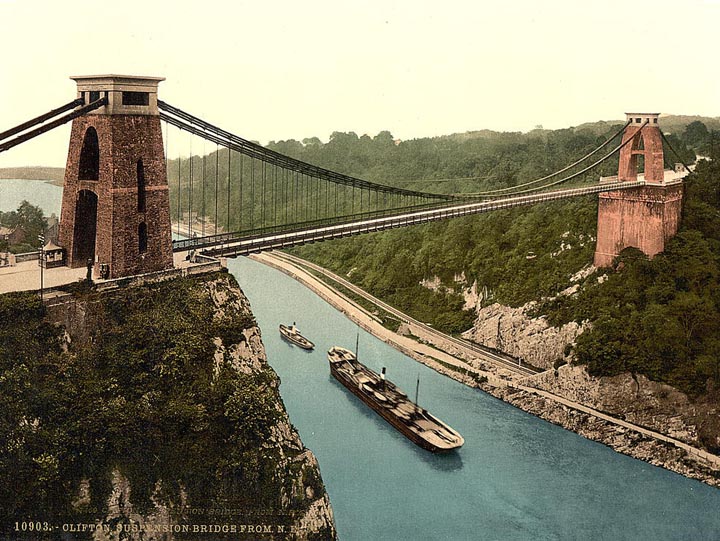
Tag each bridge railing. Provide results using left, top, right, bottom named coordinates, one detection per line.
left=172, top=179, right=651, bottom=259
left=172, top=199, right=463, bottom=252
left=194, top=180, right=649, bottom=257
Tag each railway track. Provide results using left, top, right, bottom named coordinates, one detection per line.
left=272, top=251, right=541, bottom=377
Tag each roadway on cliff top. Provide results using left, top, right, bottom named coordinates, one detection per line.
left=0, top=97, right=690, bottom=260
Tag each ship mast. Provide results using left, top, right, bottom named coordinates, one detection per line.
left=415, top=375, right=420, bottom=411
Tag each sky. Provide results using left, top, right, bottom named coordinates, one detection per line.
left=0, top=0, right=719, bottom=167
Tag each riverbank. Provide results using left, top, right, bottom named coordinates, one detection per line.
left=252, top=251, right=720, bottom=488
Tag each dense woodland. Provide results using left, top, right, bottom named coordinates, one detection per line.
left=0, top=276, right=317, bottom=535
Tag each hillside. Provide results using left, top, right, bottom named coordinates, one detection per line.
left=658, top=115, right=720, bottom=136
left=0, top=272, right=336, bottom=540
left=278, top=118, right=720, bottom=403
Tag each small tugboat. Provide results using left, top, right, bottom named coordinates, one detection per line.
left=279, top=323, right=315, bottom=350
left=327, top=346, right=464, bottom=452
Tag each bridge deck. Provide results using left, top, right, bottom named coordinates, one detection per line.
left=175, top=180, right=648, bottom=257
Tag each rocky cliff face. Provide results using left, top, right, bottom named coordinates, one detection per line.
left=419, top=271, right=585, bottom=370
left=528, top=364, right=720, bottom=454
left=462, top=301, right=584, bottom=370
left=41, top=272, right=336, bottom=540
left=458, top=289, right=720, bottom=474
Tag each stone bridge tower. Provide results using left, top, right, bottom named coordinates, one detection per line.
left=593, top=113, right=684, bottom=267
left=58, top=75, right=173, bottom=279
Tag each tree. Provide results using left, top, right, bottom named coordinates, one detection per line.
left=682, top=120, right=710, bottom=152
left=373, top=130, right=394, bottom=145
left=4, top=201, right=46, bottom=249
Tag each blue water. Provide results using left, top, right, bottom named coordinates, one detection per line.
left=227, top=260, right=720, bottom=541
left=2, top=179, right=720, bottom=540
left=0, top=178, right=63, bottom=217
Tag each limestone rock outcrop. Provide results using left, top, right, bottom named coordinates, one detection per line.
left=462, top=302, right=584, bottom=369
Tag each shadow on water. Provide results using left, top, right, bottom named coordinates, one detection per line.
left=279, top=340, right=315, bottom=355
left=409, top=440, right=464, bottom=472
left=327, top=375, right=464, bottom=472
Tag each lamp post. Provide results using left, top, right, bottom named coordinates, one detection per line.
left=38, top=233, right=45, bottom=302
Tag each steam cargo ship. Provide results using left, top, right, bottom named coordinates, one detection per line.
left=327, top=346, right=464, bottom=452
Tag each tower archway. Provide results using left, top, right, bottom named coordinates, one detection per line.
left=617, top=113, right=664, bottom=183
left=72, top=189, right=98, bottom=263
left=78, top=127, right=100, bottom=180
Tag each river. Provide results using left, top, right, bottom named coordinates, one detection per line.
left=2, top=178, right=720, bottom=540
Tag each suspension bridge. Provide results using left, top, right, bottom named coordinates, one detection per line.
left=0, top=75, right=690, bottom=279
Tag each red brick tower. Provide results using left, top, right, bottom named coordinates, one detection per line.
left=593, top=113, right=684, bottom=267
left=58, top=75, right=173, bottom=278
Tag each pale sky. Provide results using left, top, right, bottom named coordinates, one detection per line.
left=1, top=0, right=718, bottom=167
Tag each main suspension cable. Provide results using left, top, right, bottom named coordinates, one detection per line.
left=0, top=98, right=106, bottom=153
left=0, top=98, right=84, bottom=143
left=158, top=101, right=454, bottom=201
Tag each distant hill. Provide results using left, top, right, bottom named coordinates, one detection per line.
left=440, top=129, right=506, bottom=142
left=574, top=115, right=720, bottom=136
left=0, top=166, right=64, bottom=184
left=442, top=115, right=720, bottom=141
left=572, top=120, right=625, bottom=135
left=655, top=114, right=720, bottom=135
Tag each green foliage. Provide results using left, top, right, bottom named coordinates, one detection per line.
left=540, top=159, right=720, bottom=397
left=683, top=121, right=710, bottom=151
left=0, top=275, right=297, bottom=534
left=291, top=195, right=597, bottom=334
left=272, top=120, right=720, bottom=397
left=0, top=293, right=66, bottom=524
left=663, top=133, right=696, bottom=166
left=0, top=200, right=47, bottom=251
left=8, top=243, right=34, bottom=254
